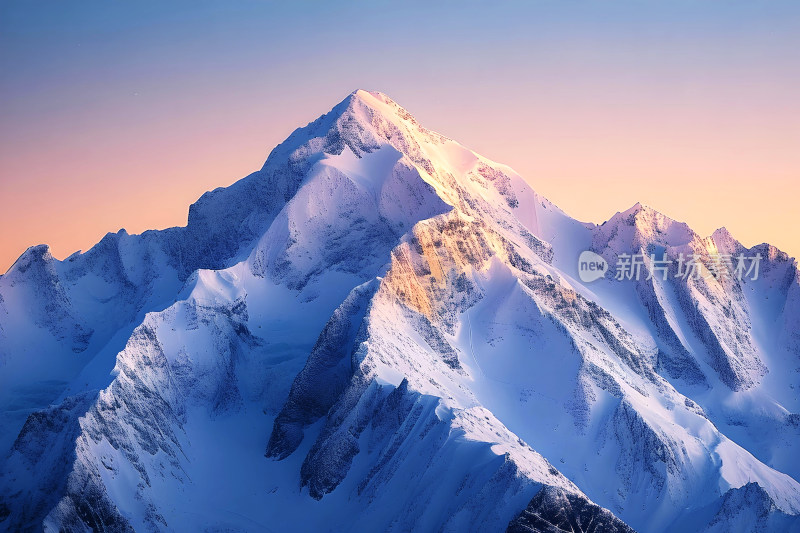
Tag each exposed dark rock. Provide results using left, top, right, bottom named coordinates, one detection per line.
left=507, top=485, right=636, bottom=533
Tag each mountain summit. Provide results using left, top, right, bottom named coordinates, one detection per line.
left=1, top=91, right=799, bottom=532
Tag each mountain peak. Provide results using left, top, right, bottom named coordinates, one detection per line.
left=338, top=89, right=402, bottom=120
left=622, top=201, right=646, bottom=215
left=351, top=89, right=394, bottom=105
left=598, top=202, right=697, bottom=251
left=4, top=244, right=52, bottom=277
left=341, top=89, right=432, bottom=134
left=618, top=201, right=663, bottom=219
left=711, top=227, right=742, bottom=254
left=349, top=89, right=413, bottom=113
left=609, top=201, right=670, bottom=228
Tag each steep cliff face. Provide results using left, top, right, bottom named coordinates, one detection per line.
left=507, top=485, right=636, bottom=533
left=1, top=90, right=798, bottom=532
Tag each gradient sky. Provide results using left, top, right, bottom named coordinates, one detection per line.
left=1, top=1, right=799, bottom=272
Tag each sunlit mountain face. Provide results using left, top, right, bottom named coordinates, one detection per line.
left=1, top=91, right=798, bottom=532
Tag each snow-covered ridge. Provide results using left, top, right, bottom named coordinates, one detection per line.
left=1, top=89, right=798, bottom=532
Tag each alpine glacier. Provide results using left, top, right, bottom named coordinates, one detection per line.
left=1, top=90, right=798, bottom=532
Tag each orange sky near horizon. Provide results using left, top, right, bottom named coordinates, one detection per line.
left=1, top=1, right=798, bottom=272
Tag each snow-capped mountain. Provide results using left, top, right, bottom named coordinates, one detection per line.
left=1, top=90, right=798, bottom=532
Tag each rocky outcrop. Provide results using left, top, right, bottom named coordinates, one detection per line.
left=507, top=486, right=635, bottom=533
